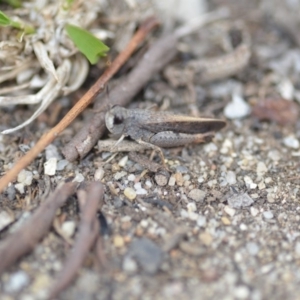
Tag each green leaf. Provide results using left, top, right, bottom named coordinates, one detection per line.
left=66, top=24, right=109, bottom=64
left=0, top=10, right=13, bottom=26
left=0, top=0, right=22, bottom=8
left=0, top=10, right=35, bottom=33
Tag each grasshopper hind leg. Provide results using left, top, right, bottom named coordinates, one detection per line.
left=149, top=131, right=215, bottom=148
left=136, top=139, right=169, bottom=170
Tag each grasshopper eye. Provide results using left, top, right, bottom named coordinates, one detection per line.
left=113, top=115, right=124, bottom=125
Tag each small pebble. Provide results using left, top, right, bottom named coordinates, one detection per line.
left=15, top=183, right=25, bottom=194
left=199, top=232, right=213, bottom=246
left=44, top=158, right=57, bottom=176
left=256, top=161, right=268, bottom=177
left=56, top=159, right=69, bottom=171
left=234, top=285, right=250, bottom=299
left=226, top=171, right=236, bottom=185
left=246, top=242, right=260, bottom=256
left=128, top=174, right=136, bottom=181
left=136, top=188, right=147, bottom=195
left=73, top=172, right=85, bottom=183
left=145, top=180, right=152, bottom=188
left=114, top=235, right=125, bottom=248
left=128, top=238, right=163, bottom=274
left=124, top=187, right=136, bottom=200
left=176, top=165, right=188, bottom=173
left=155, top=173, right=168, bottom=186
left=224, top=205, right=236, bottom=217
left=267, top=193, right=275, bottom=203
left=187, top=202, right=197, bottom=213
left=4, top=271, right=30, bottom=293
left=224, top=93, right=251, bottom=119
left=263, top=211, right=274, bottom=219
left=122, top=256, right=138, bottom=273
left=250, top=207, right=259, bottom=217
left=94, top=167, right=105, bottom=181
left=174, top=172, right=184, bottom=186
left=221, top=216, right=231, bottom=225
left=197, top=215, right=207, bottom=227
left=283, top=135, right=299, bottom=149
left=45, top=144, right=61, bottom=160
left=268, top=150, right=281, bottom=161
left=188, top=189, right=206, bottom=202
left=228, top=192, right=254, bottom=209
left=114, top=171, right=127, bottom=180
left=258, top=181, right=266, bottom=190
left=61, top=220, right=76, bottom=238
left=17, top=170, right=33, bottom=186
left=118, top=155, right=128, bottom=167
left=168, top=176, right=176, bottom=186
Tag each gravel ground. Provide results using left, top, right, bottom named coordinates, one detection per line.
left=1, top=1, right=300, bottom=299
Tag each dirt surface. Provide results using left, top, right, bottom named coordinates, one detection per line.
left=1, top=1, right=300, bottom=299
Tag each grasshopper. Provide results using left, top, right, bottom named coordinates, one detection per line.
left=105, top=106, right=226, bottom=165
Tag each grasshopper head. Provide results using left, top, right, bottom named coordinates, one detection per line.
left=105, top=106, right=127, bottom=136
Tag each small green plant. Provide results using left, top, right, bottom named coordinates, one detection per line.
left=0, top=10, right=35, bottom=33
left=66, top=24, right=109, bottom=64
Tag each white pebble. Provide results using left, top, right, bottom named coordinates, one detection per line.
left=244, top=176, right=257, bottom=189
left=145, top=180, right=152, bottom=188
left=17, top=170, right=33, bottom=186
left=246, top=242, right=260, bottom=255
left=188, top=189, right=206, bottom=202
left=128, top=174, right=136, bottom=181
left=94, top=167, right=105, bottom=181
left=256, top=162, right=268, bottom=177
left=114, top=171, right=127, bottom=180
left=263, top=211, right=274, bottom=219
left=226, top=171, right=236, bottom=185
left=224, top=93, right=251, bottom=119
left=250, top=207, right=259, bottom=217
left=197, top=215, right=207, bottom=227
left=268, top=150, right=281, bottom=161
left=234, top=285, right=250, bottom=299
left=136, top=188, right=147, bottom=195
left=122, top=256, right=138, bottom=273
left=283, top=135, right=299, bottom=149
left=73, top=172, right=85, bottom=183
left=15, top=183, right=25, bottom=194
left=44, top=157, right=57, bottom=176
left=4, top=271, right=30, bottom=293
left=134, top=182, right=142, bottom=190
left=118, top=156, right=128, bottom=167
left=168, top=176, right=176, bottom=186
left=187, top=202, right=197, bottom=213
left=61, top=221, right=76, bottom=238
left=224, top=205, right=236, bottom=216
left=45, top=144, right=61, bottom=160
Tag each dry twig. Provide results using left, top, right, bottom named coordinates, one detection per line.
left=0, top=182, right=77, bottom=274
left=0, top=17, right=159, bottom=194
left=48, top=182, right=104, bottom=299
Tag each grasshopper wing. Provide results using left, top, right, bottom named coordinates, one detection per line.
left=140, top=113, right=226, bottom=134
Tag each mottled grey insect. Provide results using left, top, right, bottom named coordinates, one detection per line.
left=105, top=106, right=226, bottom=166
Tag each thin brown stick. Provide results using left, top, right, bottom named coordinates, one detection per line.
left=0, top=17, right=159, bottom=194
left=0, top=182, right=77, bottom=274
left=48, top=182, right=104, bottom=299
